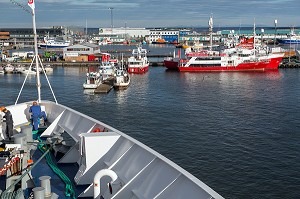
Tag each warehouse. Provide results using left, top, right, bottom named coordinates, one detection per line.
left=63, top=43, right=100, bottom=62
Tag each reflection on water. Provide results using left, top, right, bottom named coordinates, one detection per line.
left=64, top=66, right=86, bottom=76
left=115, top=87, right=129, bottom=105
left=83, top=89, right=96, bottom=95
left=1, top=66, right=300, bottom=199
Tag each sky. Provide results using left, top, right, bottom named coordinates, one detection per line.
left=0, top=0, right=299, bottom=29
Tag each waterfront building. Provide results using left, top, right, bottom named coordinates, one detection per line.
left=180, top=32, right=221, bottom=44
left=0, top=32, right=10, bottom=47
left=93, top=27, right=150, bottom=44
left=0, top=26, right=71, bottom=49
left=63, top=43, right=100, bottom=62
left=148, top=28, right=181, bottom=44
left=218, top=28, right=300, bottom=44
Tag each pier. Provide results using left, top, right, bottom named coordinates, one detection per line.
left=6, top=59, right=166, bottom=67
left=94, top=77, right=115, bottom=94
left=279, top=62, right=300, bottom=68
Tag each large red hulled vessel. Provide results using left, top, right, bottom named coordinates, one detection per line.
left=167, top=16, right=284, bottom=72
left=178, top=50, right=284, bottom=72
left=127, top=45, right=149, bottom=74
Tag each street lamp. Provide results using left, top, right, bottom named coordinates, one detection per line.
left=274, top=19, right=277, bottom=48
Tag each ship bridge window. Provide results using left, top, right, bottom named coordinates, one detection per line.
left=190, top=64, right=221, bottom=67
left=195, top=57, right=221, bottom=61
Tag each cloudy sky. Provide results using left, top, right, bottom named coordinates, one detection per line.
left=0, top=0, right=299, bottom=29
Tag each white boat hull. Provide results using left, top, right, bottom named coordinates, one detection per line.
left=21, top=69, right=36, bottom=75
left=2, top=100, right=223, bottom=199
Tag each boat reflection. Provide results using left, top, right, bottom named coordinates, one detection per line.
left=83, top=89, right=96, bottom=95
left=115, top=87, right=129, bottom=105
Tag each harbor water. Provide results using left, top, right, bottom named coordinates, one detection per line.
left=1, top=47, right=300, bottom=199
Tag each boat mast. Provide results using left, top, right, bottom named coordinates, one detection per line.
left=253, top=18, right=256, bottom=57
left=208, top=14, right=213, bottom=51
left=29, top=0, right=41, bottom=102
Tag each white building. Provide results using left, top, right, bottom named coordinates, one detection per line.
left=148, top=29, right=179, bottom=43
left=63, top=43, right=100, bottom=61
left=92, top=28, right=150, bottom=44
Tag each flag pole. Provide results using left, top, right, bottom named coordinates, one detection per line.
left=28, top=0, right=41, bottom=102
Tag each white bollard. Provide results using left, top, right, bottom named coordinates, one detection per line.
left=93, top=169, right=118, bottom=199
left=33, top=187, right=45, bottom=199
left=39, top=176, right=51, bottom=197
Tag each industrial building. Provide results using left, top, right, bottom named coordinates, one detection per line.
left=63, top=43, right=100, bottom=62
left=0, top=26, right=70, bottom=48
left=92, top=27, right=149, bottom=44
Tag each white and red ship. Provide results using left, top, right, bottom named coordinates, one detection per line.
left=164, top=16, right=284, bottom=72
left=178, top=49, right=283, bottom=72
left=127, top=45, right=149, bottom=74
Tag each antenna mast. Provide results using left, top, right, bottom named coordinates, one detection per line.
left=29, top=0, right=42, bottom=102
left=208, top=14, right=213, bottom=51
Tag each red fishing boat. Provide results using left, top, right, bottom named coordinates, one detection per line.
left=127, top=45, right=149, bottom=74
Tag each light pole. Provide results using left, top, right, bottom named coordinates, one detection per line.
left=274, top=19, right=277, bottom=48
left=109, top=7, right=114, bottom=34
left=125, top=21, right=127, bottom=42
left=108, top=7, right=114, bottom=56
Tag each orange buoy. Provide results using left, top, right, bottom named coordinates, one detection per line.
left=92, top=128, right=101, bottom=133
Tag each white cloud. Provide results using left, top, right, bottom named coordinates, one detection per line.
left=0, top=0, right=299, bottom=28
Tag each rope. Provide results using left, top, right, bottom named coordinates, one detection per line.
left=37, top=56, right=58, bottom=104
left=37, top=137, right=76, bottom=198
left=1, top=143, right=52, bottom=197
left=14, top=56, right=35, bottom=105
left=0, top=188, right=23, bottom=199
left=0, top=156, right=20, bottom=176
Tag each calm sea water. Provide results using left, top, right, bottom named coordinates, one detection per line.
left=1, top=46, right=300, bottom=199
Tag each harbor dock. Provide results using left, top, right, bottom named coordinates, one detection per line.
left=94, top=77, right=115, bottom=94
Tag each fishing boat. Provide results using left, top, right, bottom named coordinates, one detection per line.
left=277, top=27, right=300, bottom=44
left=164, top=57, right=180, bottom=70
left=127, top=45, right=149, bottom=74
left=14, top=64, right=26, bottom=73
left=164, top=50, right=180, bottom=70
left=4, top=63, right=14, bottom=74
left=99, top=61, right=116, bottom=81
left=113, top=58, right=130, bottom=90
left=113, top=68, right=130, bottom=90
left=0, top=1, right=224, bottom=199
left=20, top=68, right=36, bottom=75
left=0, top=66, right=4, bottom=74
left=83, top=71, right=102, bottom=89
left=44, top=64, right=53, bottom=73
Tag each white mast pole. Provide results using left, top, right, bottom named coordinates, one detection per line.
left=28, top=0, right=41, bottom=102
left=253, top=18, right=256, bottom=57
left=209, top=14, right=213, bottom=51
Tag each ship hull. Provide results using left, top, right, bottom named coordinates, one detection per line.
left=39, top=44, right=70, bottom=48
left=164, top=59, right=179, bottom=70
left=113, top=83, right=130, bottom=90
left=179, top=57, right=283, bottom=72
left=277, top=39, right=300, bottom=44
left=128, top=66, right=149, bottom=74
